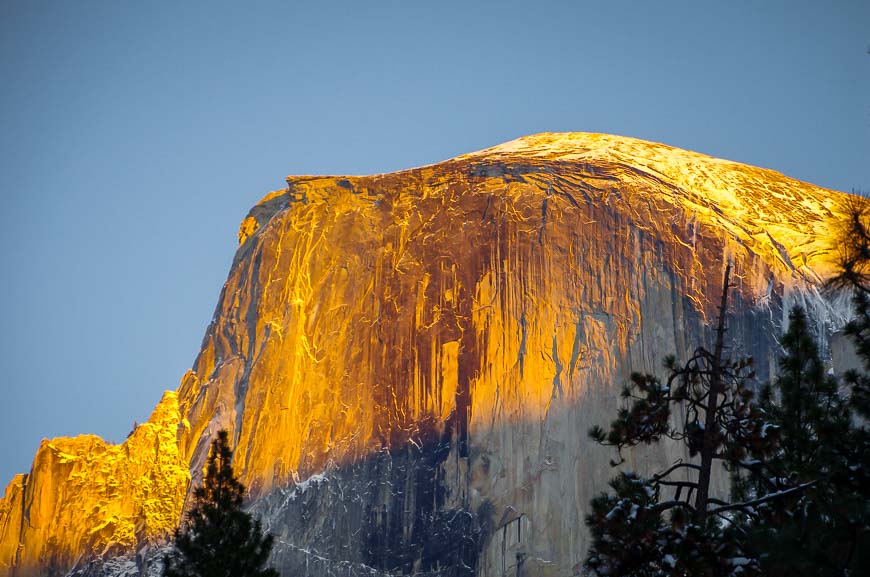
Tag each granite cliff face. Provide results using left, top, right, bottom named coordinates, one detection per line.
left=0, top=393, right=188, bottom=576
left=0, top=133, right=855, bottom=577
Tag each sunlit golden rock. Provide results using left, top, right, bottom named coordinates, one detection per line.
left=238, top=215, right=260, bottom=245
left=179, top=133, right=849, bottom=494
left=0, top=133, right=856, bottom=577
left=0, top=392, right=188, bottom=577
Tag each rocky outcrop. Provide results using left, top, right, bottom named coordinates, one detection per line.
left=0, top=393, right=188, bottom=577
left=0, top=133, right=856, bottom=577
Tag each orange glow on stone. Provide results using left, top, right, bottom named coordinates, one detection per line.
left=0, top=133, right=855, bottom=577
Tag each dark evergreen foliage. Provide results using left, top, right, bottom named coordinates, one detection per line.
left=585, top=265, right=771, bottom=577
left=584, top=203, right=870, bottom=577
left=733, top=306, right=861, bottom=576
left=829, top=200, right=870, bottom=422
left=584, top=472, right=754, bottom=577
left=811, top=200, right=870, bottom=574
left=162, top=430, right=279, bottom=577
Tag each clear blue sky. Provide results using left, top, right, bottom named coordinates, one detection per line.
left=0, top=0, right=868, bottom=484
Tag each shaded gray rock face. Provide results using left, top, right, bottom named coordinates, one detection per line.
left=252, top=437, right=491, bottom=577
left=0, top=133, right=857, bottom=577
left=239, top=290, right=814, bottom=577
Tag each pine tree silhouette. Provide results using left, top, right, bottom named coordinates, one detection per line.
left=163, top=430, right=279, bottom=577
left=584, top=265, right=790, bottom=577
left=735, top=306, right=857, bottom=576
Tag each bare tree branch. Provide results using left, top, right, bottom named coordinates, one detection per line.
left=653, top=461, right=701, bottom=480
left=709, top=481, right=817, bottom=515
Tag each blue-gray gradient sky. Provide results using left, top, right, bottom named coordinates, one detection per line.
left=0, top=0, right=868, bottom=484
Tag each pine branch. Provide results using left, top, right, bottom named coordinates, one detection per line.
left=651, top=500, right=697, bottom=515
left=655, top=480, right=699, bottom=489
left=708, top=480, right=817, bottom=515
left=653, top=461, right=701, bottom=480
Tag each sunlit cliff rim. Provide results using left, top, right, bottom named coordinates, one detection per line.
left=247, top=132, right=836, bottom=189
left=242, top=132, right=848, bottom=283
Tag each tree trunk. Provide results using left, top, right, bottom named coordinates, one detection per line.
left=694, top=263, right=731, bottom=525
